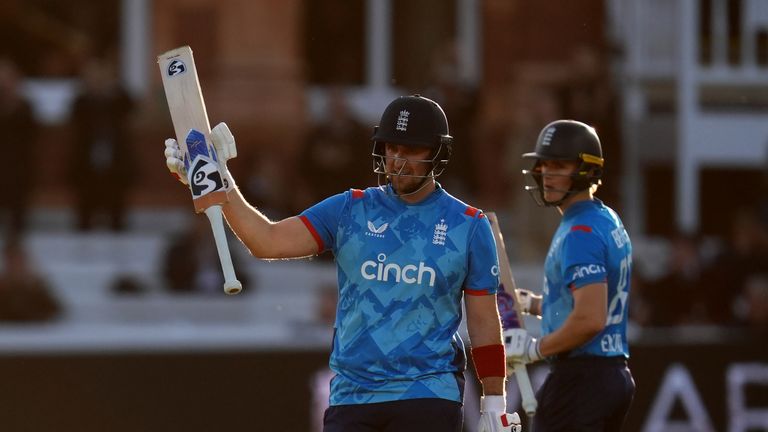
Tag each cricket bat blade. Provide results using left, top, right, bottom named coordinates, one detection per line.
left=487, top=212, right=538, bottom=418
left=158, top=45, right=242, bottom=295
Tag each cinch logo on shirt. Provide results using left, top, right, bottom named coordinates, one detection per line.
left=360, top=253, right=436, bottom=286
left=572, top=264, right=606, bottom=281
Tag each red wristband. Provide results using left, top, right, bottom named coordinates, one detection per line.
left=471, top=344, right=506, bottom=380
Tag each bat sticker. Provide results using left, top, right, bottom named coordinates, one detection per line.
left=166, top=59, right=186, bottom=77
left=497, top=289, right=522, bottom=329
left=185, top=129, right=224, bottom=198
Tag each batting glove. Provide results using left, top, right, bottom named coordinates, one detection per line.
left=163, top=122, right=238, bottom=190
left=209, top=122, right=237, bottom=191
left=164, top=138, right=188, bottom=185
left=478, top=395, right=522, bottom=432
left=504, top=328, right=543, bottom=365
left=515, top=289, right=534, bottom=314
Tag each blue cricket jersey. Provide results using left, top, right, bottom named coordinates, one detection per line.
left=541, top=199, right=632, bottom=359
left=299, top=185, right=499, bottom=405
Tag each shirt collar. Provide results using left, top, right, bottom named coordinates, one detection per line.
left=384, top=182, right=445, bottom=207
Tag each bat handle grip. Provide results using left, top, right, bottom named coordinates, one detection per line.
left=513, top=362, right=538, bottom=417
left=204, top=205, right=242, bottom=295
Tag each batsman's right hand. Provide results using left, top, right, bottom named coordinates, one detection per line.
left=516, top=289, right=534, bottom=314
left=478, top=396, right=522, bottom=432
left=209, top=122, right=237, bottom=191
left=210, top=122, right=237, bottom=161
left=504, top=328, right=543, bottom=365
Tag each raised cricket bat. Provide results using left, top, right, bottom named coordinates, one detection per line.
left=487, top=212, right=537, bottom=418
left=157, top=45, right=242, bottom=295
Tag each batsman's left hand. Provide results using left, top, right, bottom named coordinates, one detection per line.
left=504, top=328, right=543, bottom=365
left=478, top=396, right=522, bottom=432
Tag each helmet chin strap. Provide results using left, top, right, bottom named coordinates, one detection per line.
left=525, top=184, right=581, bottom=207
left=524, top=169, right=590, bottom=208
left=386, top=175, right=435, bottom=197
left=378, top=168, right=436, bottom=197
left=373, top=144, right=446, bottom=198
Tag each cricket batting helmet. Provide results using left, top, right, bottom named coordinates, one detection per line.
left=371, top=95, right=453, bottom=186
left=522, top=119, right=604, bottom=207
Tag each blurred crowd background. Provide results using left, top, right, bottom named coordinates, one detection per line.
left=0, top=0, right=765, bottom=332
left=0, top=1, right=766, bottom=430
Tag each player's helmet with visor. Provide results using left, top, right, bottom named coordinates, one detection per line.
left=522, top=119, right=604, bottom=207
left=371, top=95, right=453, bottom=192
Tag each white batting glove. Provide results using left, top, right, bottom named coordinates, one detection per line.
left=209, top=122, right=237, bottom=191
left=504, top=328, right=543, bottom=365
left=164, top=138, right=188, bottom=185
left=163, top=122, right=238, bottom=190
left=478, top=395, right=522, bottom=432
left=210, top=122, right=237, bottom=160
left=516, top=289, right=534, bottom=314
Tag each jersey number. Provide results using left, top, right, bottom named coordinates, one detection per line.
left=606, top=255, right=631, bottom=325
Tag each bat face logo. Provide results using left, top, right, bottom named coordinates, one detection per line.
left=189, top=157, right=224, bottom=196
left=167, top=59, right=186, bottom=77
left=185, top=129, right=224, bottom=197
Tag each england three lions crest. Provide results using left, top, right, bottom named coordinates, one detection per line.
left=433, top=219, right=448, bottom=245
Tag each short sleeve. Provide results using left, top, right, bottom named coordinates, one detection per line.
left=561, top=227, right=607, bottom=289
left=464, top=215, right=500, bottom=296
left=299, top=191, right=349, bottom=253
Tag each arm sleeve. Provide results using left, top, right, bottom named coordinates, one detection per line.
left=464, top=215, right=500, bottom=296
left=299, top=191, right=349, bottom=253
left=561, top=229, right=608, bottom=289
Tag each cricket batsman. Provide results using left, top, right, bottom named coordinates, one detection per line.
left=504, top=120, right=636, bottom=431
left=165, top=95, right=521, bottom=431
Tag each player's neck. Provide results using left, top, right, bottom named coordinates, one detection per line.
left=397, top=180, right=437, bottom=204
left=557, top=190, right=592, bottom=214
